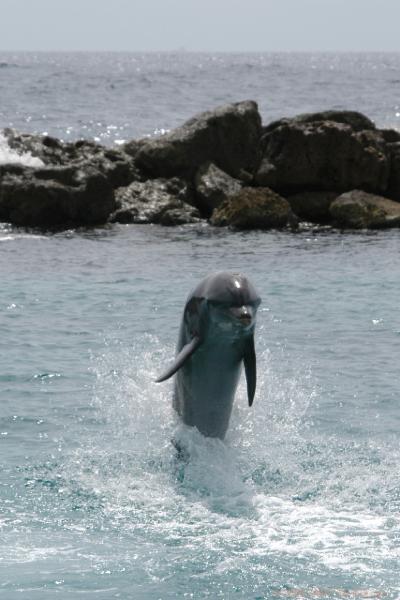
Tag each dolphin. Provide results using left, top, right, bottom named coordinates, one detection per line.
left=156, top=272, right=261, bottom=439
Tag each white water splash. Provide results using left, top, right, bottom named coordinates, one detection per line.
left=7, top=332, right=395, bottom=598
left=0, top=132, right=44, bottom=167
left=73, top=336, right=400, bottom=587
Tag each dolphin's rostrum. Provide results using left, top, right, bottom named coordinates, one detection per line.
left=157, top=272, right=261, bottom=439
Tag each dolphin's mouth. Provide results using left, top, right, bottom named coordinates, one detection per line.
left=238, top=313, right=252, bottom=326
left=229, top=305, right=254, bottom=328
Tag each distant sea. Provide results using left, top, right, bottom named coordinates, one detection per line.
left=1, top=53, right=399, bottom=600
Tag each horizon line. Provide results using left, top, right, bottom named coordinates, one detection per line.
left=1, top=48, right=400, bottom=54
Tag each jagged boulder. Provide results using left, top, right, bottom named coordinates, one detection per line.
left=330, top=189, right=400, bottom=229
left=0, top=164, right=115, bottom=229
left=286, top=191, right=338, bottom=223
left=256, top=120, right=389, bottom=195
left=194, top=162, right=243, bottom=216
left=2, top=129, right=65, bottom=163
left=263, top=110, right=376, bottom=135
left=2, top=129, right=140, bottom=189
left=132, top=101, right=262, bottom=179
left=71, top=140, right=141, bottom=188
left=379, top=129, right=400, bottom=144
left=211, top=187, right=296, bottom=230
left=110, top=178, right=201, bottom=226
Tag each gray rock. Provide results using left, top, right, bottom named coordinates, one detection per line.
left=110, top=178, right=201, bottom=226
left=0, top=164, right=115, bottom=229
left=330, top=189, right=400, bottom=229
left=256, top=121, right=389, bottom=194
left=194, top=162, right=243, bottom=215
left=2, top=129, right=140, bottom=189
left=287, top=191, right=338, bottom=223
left=122, top=138, right=146, bottom=158
left=386, top=142, right=400, bottom=201
left=3, top=129, right=65, bottom=163
left=211, top=187, right=297, bottom=230
left=133, top=101, right=262, bottom=179
left=263, top=110, right=376, bottom=135
left=379, top=129, right=400, bottom=144
left=72, top=140, right=141, bottom=188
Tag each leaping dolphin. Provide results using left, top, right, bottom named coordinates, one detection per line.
left=156, top=272, right=261, bottom=439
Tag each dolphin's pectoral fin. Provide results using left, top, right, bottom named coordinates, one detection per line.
left=155, top=336, right=202, bottom=383
left=243, top=335, right=256, bottom=407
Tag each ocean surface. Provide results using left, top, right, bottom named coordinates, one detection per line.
left=0, top=52, right=400, bottom=599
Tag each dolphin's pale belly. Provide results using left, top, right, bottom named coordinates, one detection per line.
left=173, top=340, right=243, bottom=439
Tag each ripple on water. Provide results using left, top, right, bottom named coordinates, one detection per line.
left=1, top=228, right=400, bottom=598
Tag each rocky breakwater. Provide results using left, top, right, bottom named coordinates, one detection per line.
left=1, top=101, right=400, bottom=230
left=0, top=130, right=138, bottom=229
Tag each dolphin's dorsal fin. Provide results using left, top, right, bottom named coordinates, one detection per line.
left=243, top=335, right=256, bottom=406
left=155, top=336, right=202, bottom=383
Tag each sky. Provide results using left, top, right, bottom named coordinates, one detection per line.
left=1, top=0, right=399, bottom=52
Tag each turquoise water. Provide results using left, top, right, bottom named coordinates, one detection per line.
left=1, top=224, right=399, bottom=599
left=1, top=50, right=400, bottom=599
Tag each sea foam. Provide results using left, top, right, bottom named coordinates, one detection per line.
left=0, top=132, right=44, bottom=167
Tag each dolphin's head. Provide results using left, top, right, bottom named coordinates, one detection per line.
left=190, top=272, right=261, bottom=337
left=157, top=272, right=261, bottom=394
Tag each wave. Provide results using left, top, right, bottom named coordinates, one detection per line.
left=0, top=132, right=44, bottom=167
left=2, top=333, right=398, bottom=596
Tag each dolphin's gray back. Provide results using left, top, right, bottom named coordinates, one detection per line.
left=159, top=271, right=260, bottom=440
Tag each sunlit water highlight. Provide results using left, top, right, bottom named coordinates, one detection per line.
left=1, top=224, right=399, bottom=599
left=0, top=51, right=400, bottom=144
left=1, top=51, right=400, bottom=599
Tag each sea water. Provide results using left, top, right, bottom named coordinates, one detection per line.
left=0, top=52, right=400, bottom=599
